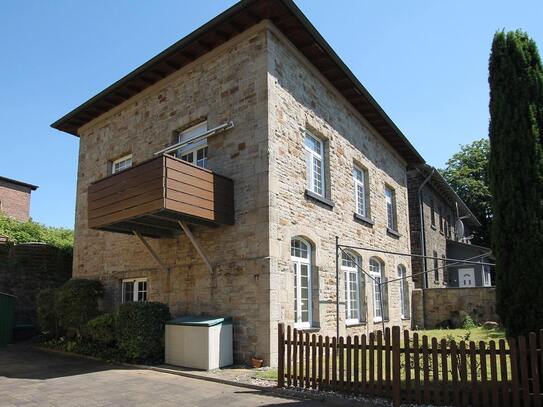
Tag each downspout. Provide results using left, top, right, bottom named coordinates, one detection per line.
left=417, top=167, right=435, bottom=288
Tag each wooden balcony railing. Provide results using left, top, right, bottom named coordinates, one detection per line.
left=87, top=155, right=234, bottom=237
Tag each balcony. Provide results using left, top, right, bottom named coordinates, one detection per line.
left=87, top=154, right=234, bottom=238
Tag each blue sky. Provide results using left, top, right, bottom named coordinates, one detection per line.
left=1, top=0, right=542, bottom=228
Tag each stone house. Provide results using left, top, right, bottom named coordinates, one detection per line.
left=407, top=164, right=495, bottom=328
left=52, top=0, right=427, bottom=365
left=0, top=176, right=38, bottom=222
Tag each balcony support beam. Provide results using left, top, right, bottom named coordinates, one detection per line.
left=133, top=230, right=169, bottom=273
left=178, top=221, right=213, bottom=274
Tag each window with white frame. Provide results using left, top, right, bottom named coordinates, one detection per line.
left=370, top=258, right=384, bottom=321
left=342, top=251, right=361, bottom=324
left=175, top=121, right=209, bottom=168
left=121, top=278, right=147, bottom=303
left=385, top=186, right=397, bottom=231
left=112, top=154, right=132, bottom=174
left=304, top=131, right=325, bottom=196
left=353, top=166, right=369, bottom=218
left=398, top=264, right=410, bottom=319
left=483, top=267, right=492, bottom=287
left=291, top=237, right=312, bottom=328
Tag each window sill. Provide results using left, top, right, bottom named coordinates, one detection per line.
left=294, top=327, right=320, bottom=333
left=386, top=228, right=401, bottom=239
left=353, top=213, right=374, bottom=227
left=346, top=321, right=367, bottom=328
left=304, top=189, right=334, bottom=209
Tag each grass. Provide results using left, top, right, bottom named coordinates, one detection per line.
left=412, top=327, right=506, bottom=343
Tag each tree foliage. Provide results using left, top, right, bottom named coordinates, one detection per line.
left=488, top=30, right=543, bottom=337
left=441, top=138, right=491, bottom=247
left=0, top=214, right=73, bottom=251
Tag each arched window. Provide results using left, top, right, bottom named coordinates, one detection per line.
left=291, top=237, right=312, bottom=328
left=398, top=264, right=410, bottom=319
left=369, top=258, right=389, bottom=322
left=342, top=251, right=362, bottom=324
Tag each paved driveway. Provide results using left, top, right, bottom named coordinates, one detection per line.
left=0, top=344, right=360, bottom=407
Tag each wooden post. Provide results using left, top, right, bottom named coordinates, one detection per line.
left=508, top=337, right=520, bottom=407
left=489, top=341, right=499, bottom=406
left=498, top=339, right=509, bottom=407
left=278, top=323, right=285, bottom=388
left=392, top=326, right=401, bottom=407
left=403, top=330, right=411, bottom=403
left=529, top=332, right=541, bottom=407
left=286, top=326, right=292, bottom=387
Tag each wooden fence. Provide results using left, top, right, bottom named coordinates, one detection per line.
left=277, top=324, right=543, bottom=407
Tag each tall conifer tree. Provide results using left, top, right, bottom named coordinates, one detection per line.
left=488, top=30, right=543, bottom=336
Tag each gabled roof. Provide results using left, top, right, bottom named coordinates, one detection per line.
left=0, top=176, right=38, bottom=191
left=51, top=0, right=424, bottom=164
left=416, top=164, right=480, bottom=227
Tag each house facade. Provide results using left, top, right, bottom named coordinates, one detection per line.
left=0, top=176, right=38, bottom=222
left=52, top=0, right=425, bottom=365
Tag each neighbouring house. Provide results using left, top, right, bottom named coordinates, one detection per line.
left=52, top=0, right=429, bottom=365
left=407, top=164, right=496, bottom=328
left=0, top=176, right=38, bottom=222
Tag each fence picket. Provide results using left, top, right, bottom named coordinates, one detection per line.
left=450, top=340, right=459, bottom=406
left=332, top=336, right=337, bottom=389
left=278, top=323, right=285, bottom=388
left=338, top=336, right=344, bottom=392
left=403, top=330, right=412, bottom=403
left=518, top=336, right=530, bottom=407
left=422, top=335, right=435, bottom=401
left=311, top=334, right=317, bottom=389
left=377, top=330, right=383, bottom=396
left=346, top=336, right=352, bottom=392
left=508, top=337, right=520, bottom=407
left=317, top=335, right=323, bottom=389
left=298, top=331, right=304, bottom=387
left=440, top=339, right=449, bottom=405
left=480, top=342, right=488, bottom=407
left=324, top=336, right=330, bottom=389
left=413, top=333, right=422, bottom=404
left=430, top=337, right=438, bottom=402
left=369, top=332, right=375, bottom=397
left=469, top=341, right=479, bottom=407
left=353, top=335, right=359, bottom=393
left=498, top=339, right=509, bottom=407
left=489, top=341, right=499, bottom=407
left=459, top=341, right=469, bottom=407
left=286, top=325, right=291, bottom=387
left=385, top=327, right=391, bottom=393
left=361, top=334, right=367, bottom=395
left=292, top=329, right=298, bottom=387
left=529, top=332, right=541, bottom=407
left=392, top=326, right=401, bottom=407
left=305, top=332, right=310, bottom=389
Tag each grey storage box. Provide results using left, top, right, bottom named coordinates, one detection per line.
left=165, top=316, right=233, bottom=370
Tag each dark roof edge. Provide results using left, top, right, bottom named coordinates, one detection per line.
left=0, top=176, right=38, bottom=190
left=50, top=0, right=253, bottom=134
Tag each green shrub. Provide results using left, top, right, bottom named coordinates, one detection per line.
left=118, top=302, right=170, bottom=363
left=57, top=279, right=104, bottom=336
left=87, top=313, right=117, bottom=344
left=462, top=314, right=477, bottom=330
left=37, top=288, right=59, bottom=337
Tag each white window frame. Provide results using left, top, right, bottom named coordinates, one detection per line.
left=112, top=154, right=132, bottom=174
left=385, top=186, right=397, bottom=231
left=304, top=131, right=325, bottom=197
left=291, top=237, right=312, bottom=329
left=369, top=258, right=383, bottom=322
left=459, top=268, right=475, bottom=288
left=175, top=121, right=209, bottom=168
left=121, top=278, right=147, bottom=303
left=398, top=264, right=409, bottom=319
left=342, top=252, right=361, bottom=325
left=353, top=166, right=369, bottom=218
left=483, top=267, right=492, bottom=287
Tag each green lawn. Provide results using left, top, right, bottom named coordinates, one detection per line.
left=412, top=327, right=506, bottom=344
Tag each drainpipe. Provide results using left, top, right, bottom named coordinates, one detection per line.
left=417, top=167, right=435, bottom=289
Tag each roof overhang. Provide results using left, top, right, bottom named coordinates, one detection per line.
left=51, top=0, right=424, bottom=164
left=0, top=176, right=38, bottom=191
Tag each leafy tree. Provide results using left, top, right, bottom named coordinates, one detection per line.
left=441, top=139, right=491, bottom=247
left=0, top=214, right=73, bottom=251
left=488, top=30, right=543, bottom=337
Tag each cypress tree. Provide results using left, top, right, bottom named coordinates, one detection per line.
left=488, top=30, right=543, bottom=337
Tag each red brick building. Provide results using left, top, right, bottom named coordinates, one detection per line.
left=0, top=176, right=38, bottom=221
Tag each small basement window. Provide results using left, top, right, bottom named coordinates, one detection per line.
left=112, top=154, right=132, bottom=174
left=122, top=278, right=147, bottom=303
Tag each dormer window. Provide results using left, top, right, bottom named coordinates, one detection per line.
left=174, top=121, right=209, bottom=168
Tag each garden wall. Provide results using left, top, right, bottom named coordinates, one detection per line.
left=421, top=287, right=498, bottom=328
left=0, top=242, right=72, bottom=326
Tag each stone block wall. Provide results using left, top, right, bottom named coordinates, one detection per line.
left=422, top=287, right=498, bottom=328
left=0, top=243, right=72, bottom=325
left=0, top=180, right=32, bottom=221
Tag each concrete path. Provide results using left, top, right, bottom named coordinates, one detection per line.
left=0, top=344, right=360, bottom=407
